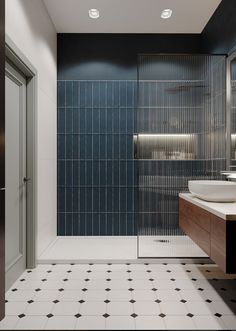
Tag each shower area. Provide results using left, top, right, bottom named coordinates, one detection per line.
left=39, top=54, right=226, bottom=262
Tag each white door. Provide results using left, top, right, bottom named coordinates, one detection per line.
left=5, top=62, right=27, bottom=290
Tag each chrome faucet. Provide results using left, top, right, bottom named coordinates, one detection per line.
left=221, top=165, right=236, bottom=180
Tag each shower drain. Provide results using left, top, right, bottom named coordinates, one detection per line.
left=155, top=239, right=170, bottom=243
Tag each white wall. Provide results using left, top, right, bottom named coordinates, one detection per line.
left=6, top=0, right=57, bottom=257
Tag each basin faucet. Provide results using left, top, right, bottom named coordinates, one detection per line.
left=221, top=165, right=236, bottom=181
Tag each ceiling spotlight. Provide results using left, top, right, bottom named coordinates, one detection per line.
left=89, top=8, right=100, bottom=19
left=161, top=9, right=172, bottom=19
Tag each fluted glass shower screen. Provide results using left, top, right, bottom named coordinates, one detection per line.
left=137, top=54, right=226, bottom=258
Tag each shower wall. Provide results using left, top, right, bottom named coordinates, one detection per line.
left=57, top=80, right=138, bottom=235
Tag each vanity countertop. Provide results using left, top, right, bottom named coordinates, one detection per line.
left=179, top=193, right=236, bottom=221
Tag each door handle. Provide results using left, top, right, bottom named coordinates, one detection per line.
left=23, top=177, right=31, bottom=184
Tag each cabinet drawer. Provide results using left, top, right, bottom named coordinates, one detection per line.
left=179, top=198, right=211, bottom=232
left=180, top=210, right=210, bottom=255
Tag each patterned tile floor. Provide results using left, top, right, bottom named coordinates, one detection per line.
left=0, top=263, right=236, bottom=330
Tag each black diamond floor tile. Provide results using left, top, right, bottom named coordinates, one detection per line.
left=131, top=313, right=138, bottom=318
left=103, top=313, right=110, bottom=318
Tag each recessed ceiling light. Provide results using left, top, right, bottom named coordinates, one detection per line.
left=161, top=9, right=172, bottom=19
left=89, top=8, right=100, bottom=19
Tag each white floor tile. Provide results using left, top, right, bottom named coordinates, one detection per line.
left=41, top=280, right=64, bottom=290
left=130, top=280, right=153, bottom=290
left=220, top=314, right=236, bottom=329
left=63, top=279, right=86, bottom=290
left=15, top=316, right=47, bottom=330
left=13, top=280, right=43, bottom=291
left=24, top=302, right=54, bottom=316
left=0, top=316, right=18, bottom=330
left=34, top=290, right=59, bottom=302
left=86, top=280, right=108, bottom=290
left=180, top=289, right=205, bottom=301
left=156, top=289, right=181, bottom=301
left=133, top=301, right=160, bottom=315
left=193, top=315, right=226, bottom=330
left=79, top=302, right=106, bottom=315
left=105, top=316, right=135, bottom=330
left=58, top=289, right=83, bottom=301
left=107, top=301, right=133, bottom=315
left=52, top=301, right=80, bottom=316
left=160, top=301, right=188, bottom=315
left=6, top=290, right=36, bottom=302
left=83, top=290, right=107, bottom=301
left=164, top=315, right=196, bottom=329
left=108, top=279, right=130, bottom=290
left=45, top=316, right=77, bottom=330
left=107, top=290, right=132, bottom=301
left=132, top=290, right=157, bottom=301
left=6, top=302, right=28, bottom=316
left=135, top=316, right=166, bottom=330
left=186, top=301, right=216, bottom=315
left=75, top=316, right=106, bottom=330
left=212, top=300, right=235, bottom=315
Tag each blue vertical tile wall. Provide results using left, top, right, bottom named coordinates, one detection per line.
left=57, top=80, right=138, bottom=235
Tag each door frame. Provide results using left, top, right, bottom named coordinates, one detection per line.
left=5, top=35, right=38, bottom=269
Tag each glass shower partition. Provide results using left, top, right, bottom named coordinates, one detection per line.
left=137, top=54, right=226, bottom=258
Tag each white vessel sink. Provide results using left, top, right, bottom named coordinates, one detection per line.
left=188, top=180, right=236, bottom=202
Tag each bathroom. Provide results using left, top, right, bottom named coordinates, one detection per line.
left=1, top=0, right=236, bottom=329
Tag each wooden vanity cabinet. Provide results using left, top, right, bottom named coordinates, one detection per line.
left=179, top=198, right=236, bottom=273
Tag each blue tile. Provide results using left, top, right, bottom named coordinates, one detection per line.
left=120, top=161, right=127, bottom=186
left=58, top=213, right=65, bottom=235
left=79, top=83, right=86, bottom=108
left=58, top=135, right=65, bottom=159
left=100, top=135, right=106, bottom=159
left=93, top=108, right=100, bottom=133
left=72, top=108, right=79, bottom=133
left=119, top=82, right=127, bottom=107
left=86, top=108, right=93, bottom=133
left=93, top=213, right=100, bottom=234
left=107, top=134, right=113, bottom=159
left=65, top=135, right=73, bottom=159
left=85, top=82, right=93, bottom=108
left=66, top=187, right=73, bottom=212
left=113, top=161, right=119, bottom=185
left=99, top=161, right=106, bottom=186
left=86, top=161, right=93, bottom=186
left=65, top=213, right=73, bottom=236
left=106, top=213, right=113, bottom=235
left=126, top=213, right=134, bottom=235
left=120, top=213, right=127, bottom=235
left=86, top=187, right=93, bottom=211
left=113, top=213, right=120, bottom=235
left=93, top=135, right=100, bottom=159
left=127, top=188, right=133, bottom=212
left=93, top=188, right=99, bottom=212
left=120, top=187, right=127, bottom=212
left=66, top=82, right=73, bottom=107
left=79, top=213, right=86, bottom=235
left=92, top=82, right=100, bottom=108
left=79, top=161, right=85, bottom=186
left=72, top=135, right=79, bottom=159
left=72, top=213, right=79, bottom=234
left=99, top=213, right=106, bottom=235
left=58, top=108, right=65, bottom=134
left=100, top=108, right=107, bottom=133
left=58, top=160, right=65, bottom=186
left=86, top=213, right=93, bottom=235
left=107, top=108, right=113, bottom=133
left=99, top=187, right=106, bottom=212
left=119, top=135, right=127, bottom=159
left=72, top=188, right=79, bottom=212
left=127, top=108, right=134, bottom=133
left=79, top=108, right=86, bottom=133
left=80, top=187, right=86, bottom=212
left=93, top=161, right=99, bottom=186
left=127, top=161, right=134, bottom=186
left=112, top=108, right=119, bottom=133
left=119, top=108, right=127, bottom=133
left=99, top=82, right=107, bottom=107
left=86, top=135, right=93, bottom=159
left=113, top=135, right=119, bottom=159
left=107, top=187, right=113, bottom=212
left=66, top=108, right=73, bottom=134
left=127, top=135, right=133, bottom=159
left=58, top=188, right=65, bottom=213
left=58, top=81, right=65, bottom=107
left=65, top=160, right=73, bottom=187
left=79, top=135, right=86, bottom=159
left=113, top=188, right=119, bottom=212
left=107, top=161, right=113, bottom=186
left=73, top=161, right=79, bottom=186
left=72, top=82, right=79, bottom=107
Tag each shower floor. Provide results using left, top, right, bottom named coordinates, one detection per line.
left=38, top=236, right=207, bottom=263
